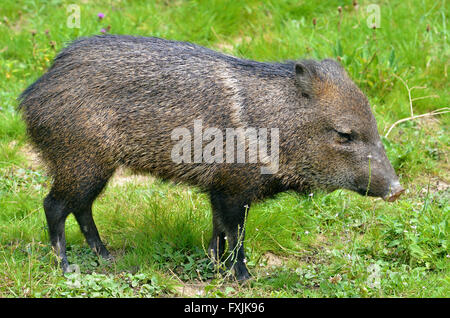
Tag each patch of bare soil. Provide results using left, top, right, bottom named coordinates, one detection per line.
left=263, top=252, right=287, bottom=267
left=109, top=167, right=154, bottom=187
left=173, top=281, right=207, bottom=297
left=18, top=143, right=42, bottom=170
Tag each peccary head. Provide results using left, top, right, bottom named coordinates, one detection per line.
left=289, top=59, right=404, bottom=201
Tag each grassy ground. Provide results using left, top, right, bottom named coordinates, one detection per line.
left=0, top=0, right=448, bottom=298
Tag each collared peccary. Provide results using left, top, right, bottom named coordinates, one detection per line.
left=18, top=35, right=404, bottom=281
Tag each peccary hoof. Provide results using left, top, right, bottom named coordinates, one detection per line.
left=233, top=263, right=251, bottom=282
left=55, top=256, right=70, bottom=274
left=211, top=261, right=251, bottom=282
left=64, top=264, right=81, bottom=274
left=235, top=271, right=251, bottom=282
left=59, top=260, right=80, bottom=275
left=103, top=254, right=115, bottom=262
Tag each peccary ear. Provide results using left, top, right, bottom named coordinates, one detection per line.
left=294, top=62, right=314, bottom=98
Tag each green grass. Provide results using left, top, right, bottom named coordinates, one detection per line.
left=0, top=0, right=448, bottom=297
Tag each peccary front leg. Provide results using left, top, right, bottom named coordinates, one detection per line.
left=71, top=176, right=113, bottom=261
left=73, top=203, right=112, bottom=261
left=209, top=191, right=251, bottom=281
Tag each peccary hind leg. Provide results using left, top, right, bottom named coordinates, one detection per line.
left=44, top=166, right=114, bottom=272
left=43, top=192, right=72, bottom=272
left=208, top=191, right=251, bottom=281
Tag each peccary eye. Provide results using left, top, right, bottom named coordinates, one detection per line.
left=336, top=130, right=354, bottom=143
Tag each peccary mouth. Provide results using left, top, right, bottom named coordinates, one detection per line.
left=382, top=181, right=405, bottom=202
left=354, top=181, right=404, bottom=202
left=383, top=187, right=405, bottom=202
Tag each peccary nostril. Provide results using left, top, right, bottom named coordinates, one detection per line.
left=384, top=182, right=405, bottom=202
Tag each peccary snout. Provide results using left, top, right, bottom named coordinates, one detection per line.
left=352, top=141, right=404, bottom=202
left=385, top=181, right=405, bottom=202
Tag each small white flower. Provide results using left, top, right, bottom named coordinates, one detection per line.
left=305, top=231, right=309, bottom=235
